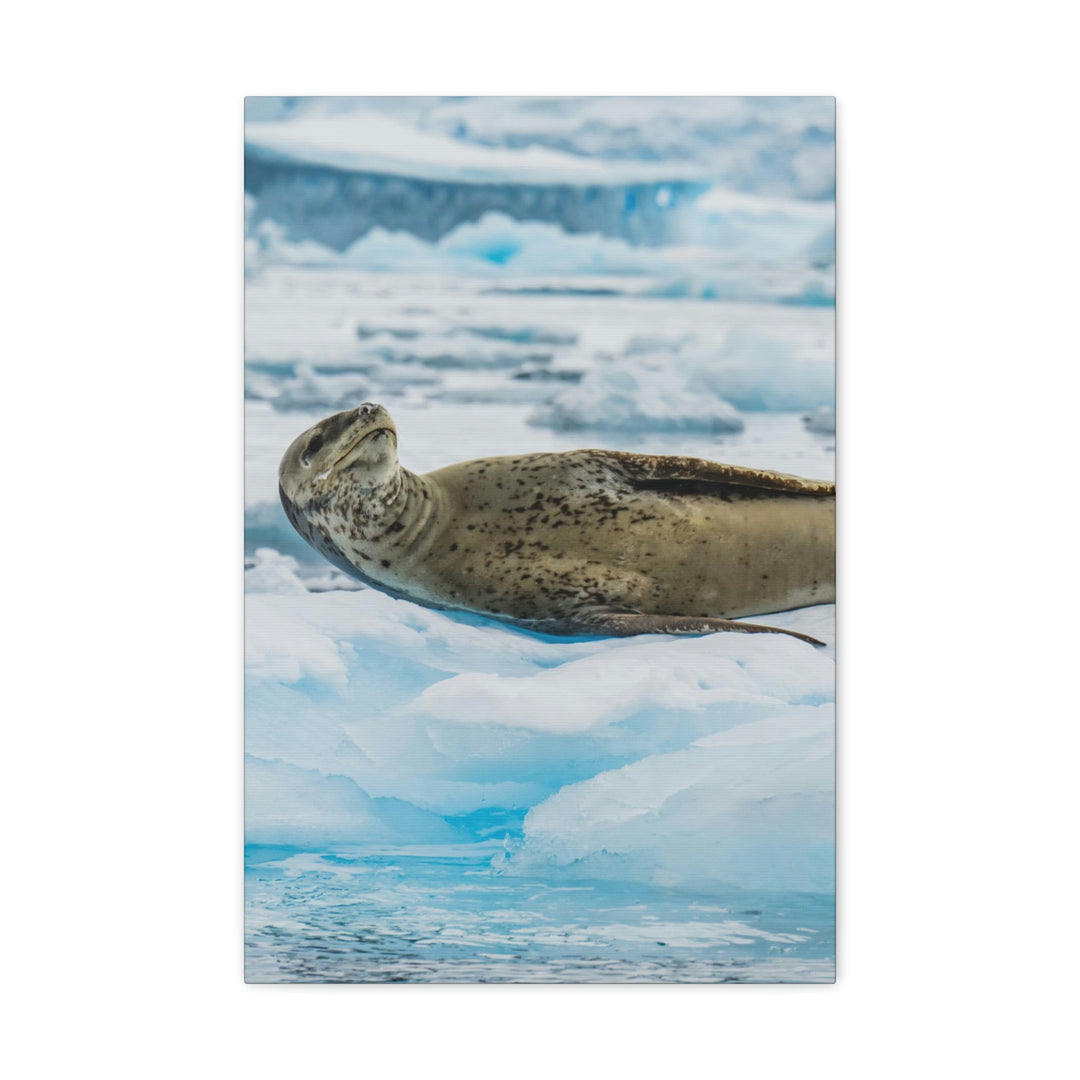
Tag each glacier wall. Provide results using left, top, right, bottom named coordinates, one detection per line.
left=244, top=97, right=834, bottom=258
left=245, top=150, right=708, bottom=249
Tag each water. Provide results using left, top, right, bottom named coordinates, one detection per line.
left=245, top=844, right=835, bottom=983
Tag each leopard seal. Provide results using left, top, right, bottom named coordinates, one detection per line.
left=278, top=402, right=835, bottom=645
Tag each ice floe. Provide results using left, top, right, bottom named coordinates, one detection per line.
left=245, top=561, right=835, bottom=893
left=530, top=359, right=746, bottom=434
left=503, top=706, right=834, bottom=893
left=244, top=210, right=833, bottom=307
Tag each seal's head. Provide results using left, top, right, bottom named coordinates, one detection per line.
left=278, top=402, right=399, bottom=509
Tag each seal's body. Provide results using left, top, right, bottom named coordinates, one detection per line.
left=278, top=403, right=835, bottom=645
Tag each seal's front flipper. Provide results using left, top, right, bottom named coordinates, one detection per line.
left=569, top=608, right=826, bottom=646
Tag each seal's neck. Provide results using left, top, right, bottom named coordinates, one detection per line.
left=331, top=466, right=441, bottom=553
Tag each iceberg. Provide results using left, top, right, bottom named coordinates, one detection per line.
left=245, top=208, right=833, bottom=307
left=245, top=213, right=666, bottom=276
left=245, top=142, right=705, bottom=250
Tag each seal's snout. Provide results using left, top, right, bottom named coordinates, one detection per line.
left=352, top=402, right=393, bottom=434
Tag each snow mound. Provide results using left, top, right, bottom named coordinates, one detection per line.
left=685, top=331, right=835, bottom=412
left=244, top=548, right=308, bottom=595
left=530, top=359, right=745, bottom=434
left=245, top=755, right=462, bottom=846
left=408, top=633, right=833, bottom=733
left=503, top=705, right=834, bottom=893
left=529, top=327, right=833, bottom=432
left=245, top=579, right=834, bottom=827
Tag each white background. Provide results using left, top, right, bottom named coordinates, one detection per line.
left=4, top=2, right=1077, bottom=1077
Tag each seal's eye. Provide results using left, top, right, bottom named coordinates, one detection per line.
left=300, top=432, right=325, bottom=468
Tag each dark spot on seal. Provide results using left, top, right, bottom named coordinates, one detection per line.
left=381, top=559, right=391, bottom=568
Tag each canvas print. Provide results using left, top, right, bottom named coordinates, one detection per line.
left=244, top=96, right=836, bottom=983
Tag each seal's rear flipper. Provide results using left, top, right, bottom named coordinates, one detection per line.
left=569, top=608, right=826, bottom=646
